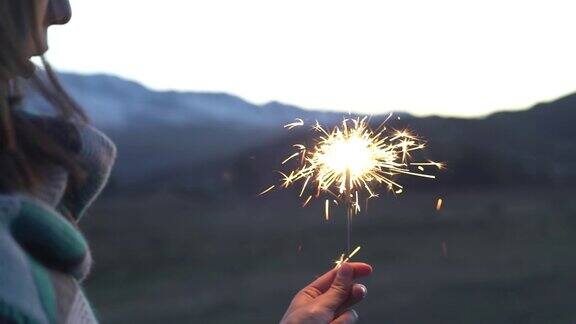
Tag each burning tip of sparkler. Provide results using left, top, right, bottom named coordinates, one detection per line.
left=276, top=116, right=440, bottom=218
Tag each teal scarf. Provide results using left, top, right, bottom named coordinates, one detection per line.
left=0, top=117, right=116, bottom=324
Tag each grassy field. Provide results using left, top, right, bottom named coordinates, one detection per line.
left=81, top=187, right=576, bottom=323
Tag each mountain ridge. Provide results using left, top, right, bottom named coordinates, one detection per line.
left=24, top=72, right=576, bottom=189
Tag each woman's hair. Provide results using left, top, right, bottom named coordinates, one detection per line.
left=0, top=0, right=88, bottom=202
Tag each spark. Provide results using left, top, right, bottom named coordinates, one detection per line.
left=284, top=118, right=304, bottom=130
left=436, top=198, right=444, bottom=211
left=274, top=116, right=439, bottom=214
left=282, top=152, right=301, bottom=165
left=335, top=246, right=362, bottom=268
left=335, top=253, right=345, bottom=267
left=302, top=195, right=313, bottom=207
left=411, top=161, right=444, bottom=169
left=348, top=245, right=362, bottom=259
left=258, top=185, right=276, bottom=196
left=261, top=115, right=441, bottom=264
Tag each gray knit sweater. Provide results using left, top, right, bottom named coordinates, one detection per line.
left=0, top=114, right=116, bottom=324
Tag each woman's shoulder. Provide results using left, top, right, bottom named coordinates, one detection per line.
left=17, top=110, right=116, bottom=163
left=66, top=121, right=117, bottom=219
left=73, top=121, right=117, bottom=172
left=16, top=111, right=117, bottom=219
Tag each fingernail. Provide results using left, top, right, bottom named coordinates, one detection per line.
left=351, top=309, right=358, bottom=319
left=359, top=284, right=367, bottom=298
left=338, top=263, right=353, bottom=278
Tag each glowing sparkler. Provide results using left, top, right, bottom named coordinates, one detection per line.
left=261, top=115, right=442, bottom=264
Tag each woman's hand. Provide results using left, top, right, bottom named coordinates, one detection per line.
left=280, top=262, right=373, bottom=324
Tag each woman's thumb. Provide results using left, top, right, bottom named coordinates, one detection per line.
left=317, top=263, right=354, bottom=311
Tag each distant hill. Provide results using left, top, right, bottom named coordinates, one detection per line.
left=31, top=73, right=341, bottom=130
left=181, top=95, right=576, bottom=195
left=24, top=73, right=342, bottom=185
left=23, top=73, right=576, bottom=190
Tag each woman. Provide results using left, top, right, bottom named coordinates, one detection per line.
left=0, top=0, right=373, bottom=323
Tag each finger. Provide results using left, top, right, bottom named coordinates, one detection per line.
left=351, top=284, right=368, bottom=301
left=341, top=284, right=368, bottom=311
left=335, top=284, right=367, bottom=317
left=316, top=263, right=354, bottom=311
left=292, top=263, right=373, bottom=306
left=350, top=263, right=373, bottom=278
left=308, top=263, right=372, bottom=294
left=331, top=310, right=359, bottom=324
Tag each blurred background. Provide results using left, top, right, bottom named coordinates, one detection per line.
left=32, top=0, right=576, bottom=323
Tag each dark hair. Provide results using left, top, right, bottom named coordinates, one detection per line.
left=0, top=0, right=88, bottom=204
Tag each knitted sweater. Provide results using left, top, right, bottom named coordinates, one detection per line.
left=0, top=114, right=116, bottom=324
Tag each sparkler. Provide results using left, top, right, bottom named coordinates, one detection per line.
left=261, top=114, right=442, bottom=265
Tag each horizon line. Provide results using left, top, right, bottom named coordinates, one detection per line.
left=54, top=69, right=571, bottom=120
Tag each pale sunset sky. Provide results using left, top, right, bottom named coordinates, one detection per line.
left=43, top=0, right=576, bottom=117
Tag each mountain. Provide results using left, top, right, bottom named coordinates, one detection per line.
left=23, top=73, right=346, bottom=185
left=176, top=94, right=576, bottom=195
left=30, top=73, right=341, bottom=130
left=22, top=72, right=576, bottom=190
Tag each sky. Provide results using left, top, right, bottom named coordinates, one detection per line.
left=44, top=0, right=576, bottom=118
